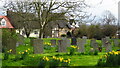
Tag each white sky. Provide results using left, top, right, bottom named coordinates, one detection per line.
left=0, top=0, right=120, bottom=19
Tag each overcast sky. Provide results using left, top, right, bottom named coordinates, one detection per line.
left=0, top=0, right=120, bottom=19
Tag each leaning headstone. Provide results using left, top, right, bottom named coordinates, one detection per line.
left=77, top=38, right=85, bottom=53
left=71, top=37, right=77, bottom=45
left=31, top=39, right=43, bottom=54
left=113, top=39, right=119, bottom=47
left=51, top=40, right=56, bottom=46
left=57, top=39, right=67, bottom=52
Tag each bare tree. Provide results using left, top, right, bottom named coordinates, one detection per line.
left=4, top=0, right=91, bottom=38
left=100, top=10, right=117, bottom=25
left=4, top=1, right=35, bottom=38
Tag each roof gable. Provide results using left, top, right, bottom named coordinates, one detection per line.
left=0, top=16, right=14, bottom=28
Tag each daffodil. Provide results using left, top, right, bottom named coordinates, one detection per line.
left=28, top=48, right=30, bottom=50
left=9, top=49, right=12, bottom=52
left=22, top=52, right=24, bottom=54
left=114, top=52, right=118, bottom=55
left=25, top=50, right=28, bottom=52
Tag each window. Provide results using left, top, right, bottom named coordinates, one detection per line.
left=34, top=31, right=38, bottom=34
left=1, top=21, right=6, bottom=26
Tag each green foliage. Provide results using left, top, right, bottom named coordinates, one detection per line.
left=38, top=56, right=70, bottom=67
left=102, top=25, right=117, bottom=37
left=97, top=51, right=120, bottom=66
left=2, top=29, right=18, bottom=52
left=3, top=49, right=13, bottom=60
left=68, top=45, right=78, bottom=55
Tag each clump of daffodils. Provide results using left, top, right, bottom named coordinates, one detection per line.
left=70, top=45, right=79, bottom=49
left=43, top=56, right=50, bottom=61
left=100, top=50, right=120, bottom=59
left=42, top=56, right=71, bottom=63
left=7, top=49, right=12, bottom=53
left=52, top=56, right=71, bottom=63
left=44, top=42, right=51, bottom=46
left=18, top=48, right=31, bottom=55
left=107, top=50, right=120, bottom=55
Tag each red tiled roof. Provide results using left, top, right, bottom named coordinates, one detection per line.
left=0, top=16, right=14, bottom=28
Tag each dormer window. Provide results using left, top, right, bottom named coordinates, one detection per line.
left=1, top=21, right=6, bottom=26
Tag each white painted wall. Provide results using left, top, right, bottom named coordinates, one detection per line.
left=16, top=29, right=40, bottom=38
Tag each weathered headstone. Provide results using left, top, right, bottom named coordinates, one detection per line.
left=77, top=38, right=85, bottom=53
left=17, top=34, right=24, bottom=46
left=102, top=37, right=112, bottom=52
left=6, top=38, right=16, bottom=54
left=90, top=39, right=99, bottom=51
left=31, top=39, right=43, bottom=54
left=71, top=37, right=77, bottom=45
left=102, top=38, right=108, bottom=47
left=90, top=39, right=96, bottom=47
left=106, top=42, right=112, bottom=52
left=51, top=40, right=56, bottom=46
left=62, top=38, right=71, bottom=47
left=57, top=39, right=67, bottom=52
left=113, top=39, right=119, bottom=47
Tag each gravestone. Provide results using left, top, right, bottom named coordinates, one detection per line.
left=102, top=38, right=106, bottom=47
left=6, top=38, right=16, bottom=54
left=57, top=39, right=67, bottom=52
left=17, top=34, right=24, bottom=46
left=90, top=39, right=99, bottom=51
left=51, top=40, right=56, bottom=46
left=106, top=42, right=112, bottom=52
left=31, top=39, right=43, bottom=54
left=77, top=38, right=85, bottom=53
left=71, top=37, right=77, bottom=45
left=113, top=39, right=119, bottom=47
left=62, top=38, right=71, bottom=47
left=90, top=39, right=96, bottom=47
left=102, top=37, right=112, bottom=52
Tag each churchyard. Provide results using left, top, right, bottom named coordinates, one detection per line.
left=2, top=35, right=120, bottom=67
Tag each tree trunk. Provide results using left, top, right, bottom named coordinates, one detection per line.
left=39, top=29, right=44, bottom=38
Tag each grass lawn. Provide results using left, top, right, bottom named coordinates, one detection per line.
left=1, top=38, right=120, bottom=67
